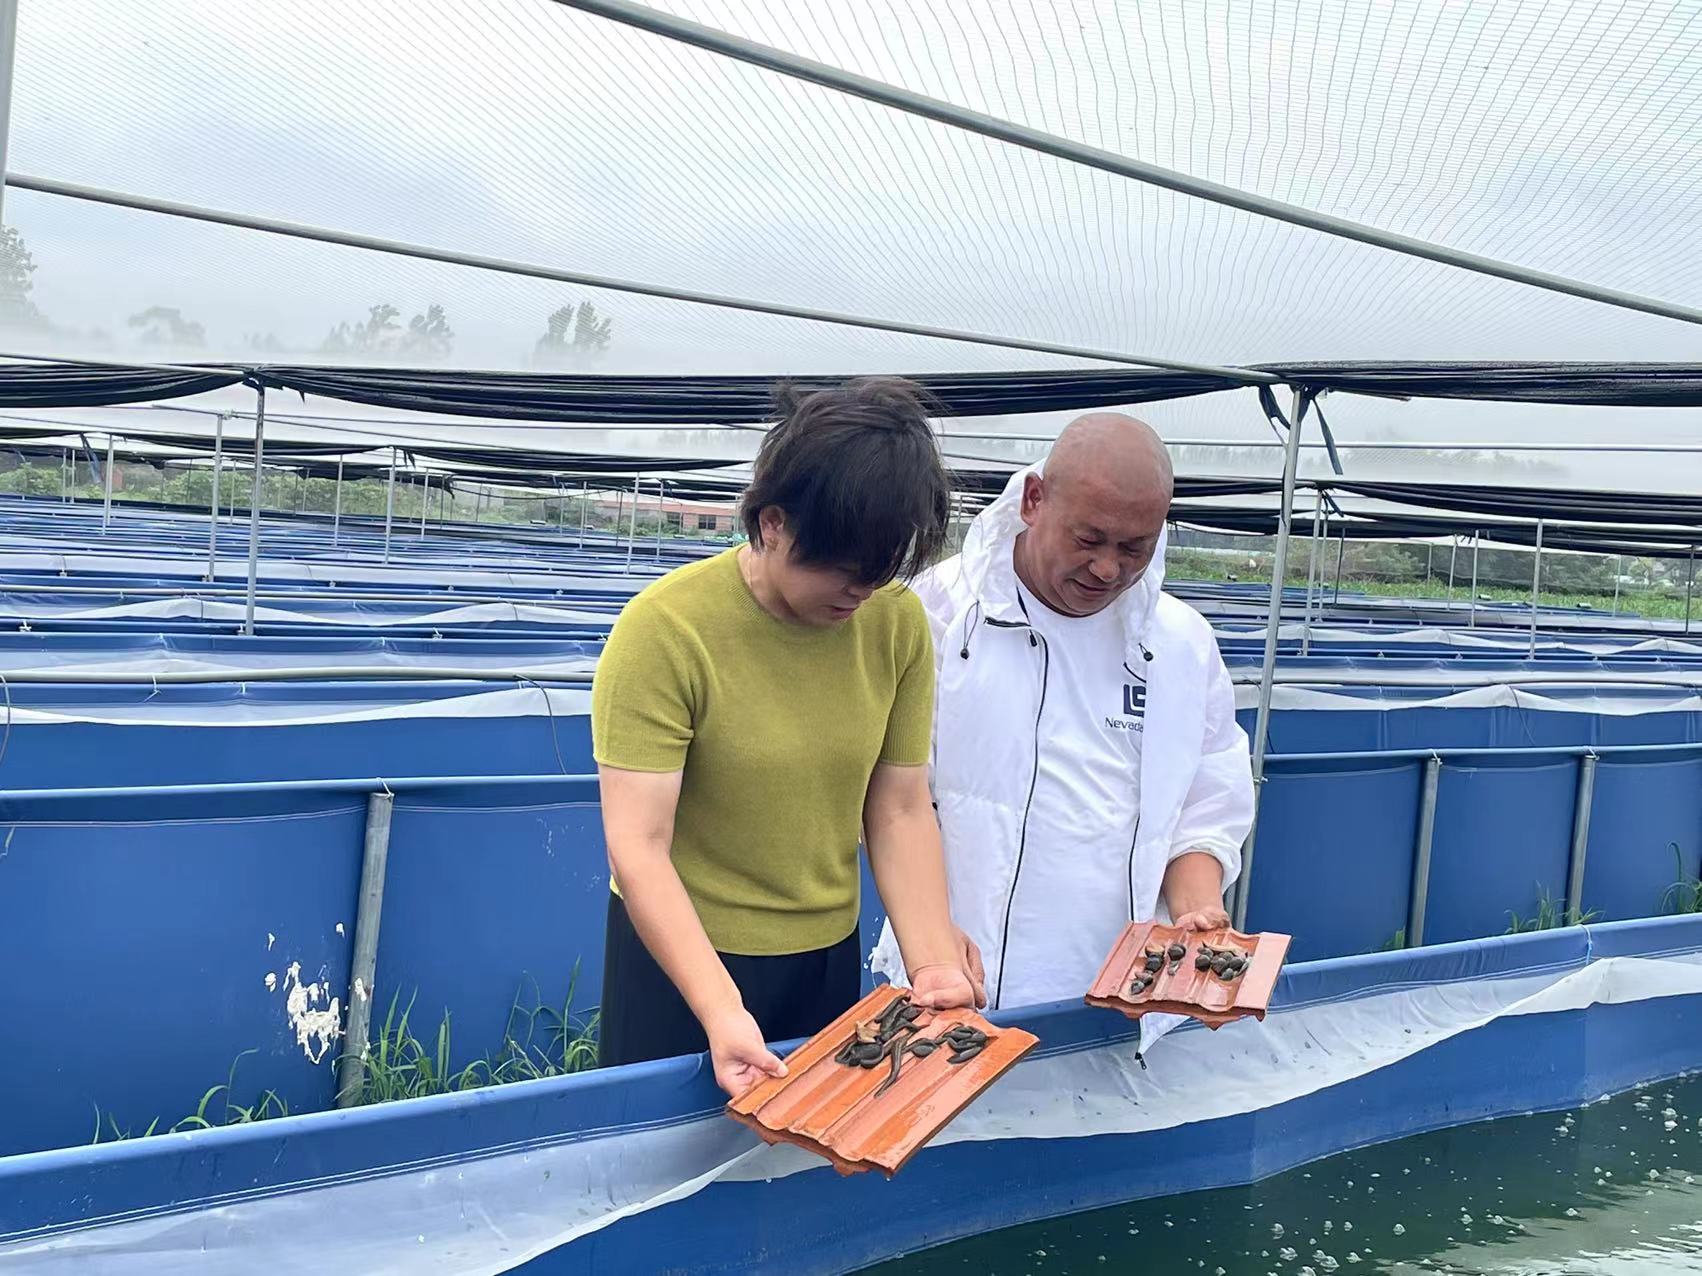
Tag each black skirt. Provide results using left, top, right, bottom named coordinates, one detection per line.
left=598, top=892, right=861, bottom=1068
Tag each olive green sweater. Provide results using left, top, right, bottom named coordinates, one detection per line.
left=591, top=549, right=934, bottom=954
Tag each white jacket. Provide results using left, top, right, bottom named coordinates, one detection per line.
left=871, top=465, right=1253, bottom=1018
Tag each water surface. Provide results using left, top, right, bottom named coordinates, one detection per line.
left=868, top=1072, right=1702, bottom=1275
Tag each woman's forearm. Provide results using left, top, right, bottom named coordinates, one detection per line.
left=864, top=764, right=959, bottom=972
left=614, top=849, right=743, bottom=1027
left=599, top=765, right=743, bottom=1030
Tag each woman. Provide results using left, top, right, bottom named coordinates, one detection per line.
left=591, top=377, right=980, bottom=1096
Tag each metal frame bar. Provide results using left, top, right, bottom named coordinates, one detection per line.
left=1300, top=499, right=1322, bottom=657
left=1530, top=519, right=1544, bottom=656
left=1469, top=531, right=1481, bottom=628
left=100, top=434, right=114, bottom=532
left=557, top=0, right=1702, bottom=330
left=241, top=388, right=266, bottom=636
left=382, top=447, right=397, bottom=565
left=337, top=791, right=394, bottom=1108
left=1688, top=546, right=1697, bottom=636
left=1566, top=754, right=1598, bottom=924
left=332, top=455, right=344, bottom=545
left=1406, top=754, right=1442, bottom=947
left=1233, top=388, right=1308, bottom=929
left=655, top=478, right=665, bottom=561
left=623, top=475, right=640, bottom=572
left=205, top=411, right=225, bottom=581
left=10, top=172, right=1272, bottom=384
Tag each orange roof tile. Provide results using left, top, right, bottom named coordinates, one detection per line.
left=1085, top=921, right=1289, bottom=1028
left=727, top=986, right=1038, bottom=1177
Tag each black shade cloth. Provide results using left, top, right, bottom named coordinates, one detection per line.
left=250, top=365, right=1234, bottom=422
left=403, top=443, right=742, bottom=473
left=11, top=358, right=1702, bottom=416
left=1268, top=362, right=1702, bottom=406
left=0, top=362, right=242, bottom=408
left=1325, top=480, right=1702, bottom=528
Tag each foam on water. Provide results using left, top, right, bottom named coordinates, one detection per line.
left=865, top=1072, right=1702, bottom=1275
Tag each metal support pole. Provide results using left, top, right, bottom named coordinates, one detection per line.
left=1232, top=387, right=1308, bottom=931
left=337, top=790, right=394, bottom=1109
left=1407, top=754, right=1442, bottom=947
left=1530, top=519, right=1544, bottom=656
left=1565, top=754, right=1597, bottom=925
left=655, top=479, right=665, bottom=561
left=1687, top=546, right=1696, bottom=636
left=382, top=447, right=397, bottom=565
left=100, top=434, right=114, bottom=532
left=1612, top=554, right=1622, bottom=617
left=0, top=0, right=20, bottom=236
left=1446, top=535, right=1458, bottom=610
left=578, top=480, right=589, bottom=549
left=418, top=474, right=429, bottom=538
left=1332, top=529, right=1345, bottom=604
left=557, top=484, right=567, bottom=536
left=623, top=475, right=640, bottom=572
left=1469, top=532, right=1481, bottom=628
left=1300, top=498, right=1322, bottom=657
left=241, top=387, right=267, bottom=636
left=206, top=412, right=225, bottom=580
left=331, top=455, right=344, bottom=545
left=58, top=447, right=66, bottom=502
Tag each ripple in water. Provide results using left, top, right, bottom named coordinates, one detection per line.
left=863, top=1072, right=1702, bottom=1274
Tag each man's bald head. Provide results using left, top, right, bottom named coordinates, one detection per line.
left=1013, top=413, right=1172, bottom=617
left=1044, top=412, right=1175, bottom=504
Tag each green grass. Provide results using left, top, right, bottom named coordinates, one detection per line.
left=1506, top=885, right=1600, bottom=934
left=1164, top=548, right=1696, bottom=622
left=1662, top=843, right=1702, bottom=915
left=1379, top=928, right=1407, bottom=951
left=91, top=1051, right=290, bottom=1144
left=348, top=971, right=599, bottom=1107
left=89, top=974, right=598, bottom=1145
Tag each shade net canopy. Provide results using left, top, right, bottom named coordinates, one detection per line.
left=0, top=1, right=1698, bottom=490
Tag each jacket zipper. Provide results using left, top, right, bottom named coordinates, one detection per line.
left=1126, top=812, right=1142, bottom=920
left=989, top=617, right=1047, bottom=1010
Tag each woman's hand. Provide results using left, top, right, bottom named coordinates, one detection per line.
left=705, top=1005, right=787, bottom=1099
left=954, top=927, right=987, bottom=1008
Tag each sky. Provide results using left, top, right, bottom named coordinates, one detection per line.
left=2, top=0, right=1701, bottom=488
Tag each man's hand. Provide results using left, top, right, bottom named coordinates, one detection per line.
left=705, top=1006, right=787, bottom=1099
left=1164, top=852, right=1229, bottom=933
left=908, top=961, right=980, bottom=1012
left=956, top=927, right=987, bottom=1008
left=1172, top=904, right=1231, bottom=931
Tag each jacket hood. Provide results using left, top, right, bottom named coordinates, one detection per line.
left=956, top=461, right=1168, bottom=641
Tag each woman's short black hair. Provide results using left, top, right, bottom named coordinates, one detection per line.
left=741, top=376, right=950, bottom=587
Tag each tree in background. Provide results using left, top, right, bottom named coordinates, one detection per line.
left=321, top=302, right=454, bottom=361
left=128, top=306, right=208, bottom=348
left=400, top=303, right=454, bottom=362
left=0, top=225, right=45, bottom=330
left=321, top=303, right=401, bottom=356
left=531, top=301, right=613, bottom=368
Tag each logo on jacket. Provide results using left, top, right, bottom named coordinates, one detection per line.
left=1107, top=682, right=1146, bottom=733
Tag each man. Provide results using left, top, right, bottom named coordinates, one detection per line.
left=872, top=412, right=1253, bottom=1022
